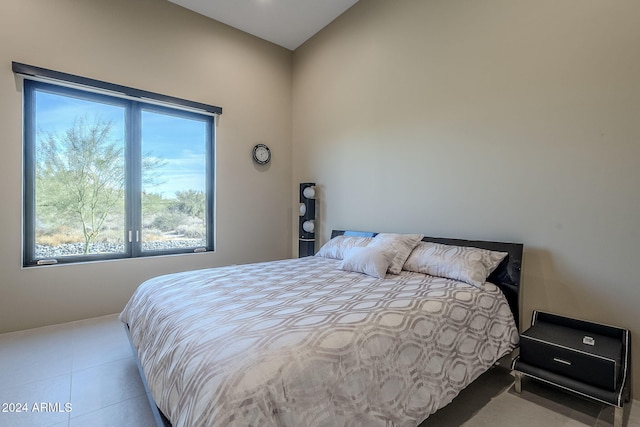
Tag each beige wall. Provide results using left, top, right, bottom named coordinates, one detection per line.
left=293, top=0, right=640, bottom=391
left=0, top=0, right=293, bottom=333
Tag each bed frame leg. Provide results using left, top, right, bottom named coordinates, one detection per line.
left=514, top=371, right=522, bottom=394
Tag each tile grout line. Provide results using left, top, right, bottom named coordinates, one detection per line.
left=67, top=392, right=150, bottom=425
left=68, top=316, right=147, bottom=421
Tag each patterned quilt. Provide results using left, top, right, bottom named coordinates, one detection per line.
left=120, top=256, right=519, bottom=427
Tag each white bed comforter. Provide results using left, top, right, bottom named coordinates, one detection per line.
left=120, top=256, right=518, bottom=427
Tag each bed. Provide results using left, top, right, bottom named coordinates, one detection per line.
left=120, top=230, right=523, bottom=427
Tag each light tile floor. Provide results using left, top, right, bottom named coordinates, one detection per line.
left=0, top=314, right=155, bottom=427
left=0, top=314, right=637, bottom=427
left=420, top=358, right=640, bottom=427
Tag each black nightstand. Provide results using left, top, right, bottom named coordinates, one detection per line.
left=512, top=311, right=631, bottom=427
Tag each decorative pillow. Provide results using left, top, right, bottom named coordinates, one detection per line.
left=367, top=233, right=424, bottom=274
left=403, top=242, right=508, bottom=288
left=315, top=235, right=373, bottom=260
left=339, top=246, right=394, bottom=279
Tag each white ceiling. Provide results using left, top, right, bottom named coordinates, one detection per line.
left=168, top=0, right=359, bottom=51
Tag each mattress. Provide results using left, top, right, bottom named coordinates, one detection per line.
left=120, top=256, right=519, bottom=426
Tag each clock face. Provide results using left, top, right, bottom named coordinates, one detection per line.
left=253, top=144, right=271, bottom=165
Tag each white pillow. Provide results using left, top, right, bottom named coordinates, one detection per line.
left=340, top=246, right=394, bottom=279
left=315, top=235, right=373, bottom=260
left=403, top=241, right=508, bottom=288
left=367, top=233, right=424, bottom=274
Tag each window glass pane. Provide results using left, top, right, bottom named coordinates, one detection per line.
left=34, top=89, right=127, bottom=258
left=141, top=109, right=208, bottom=252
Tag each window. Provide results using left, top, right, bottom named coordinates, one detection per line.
left=20, top=67, right=219, bottom=267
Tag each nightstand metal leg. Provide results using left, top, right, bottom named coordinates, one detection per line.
left=514, top=371, right=522, bottom=394
left=613, top=405, right=623, bottom=427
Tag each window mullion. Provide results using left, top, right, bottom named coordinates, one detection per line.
left=128, top=102, right=143, bottom=258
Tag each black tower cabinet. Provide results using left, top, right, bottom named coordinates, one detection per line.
left=298, top=182, right=316, bottom=257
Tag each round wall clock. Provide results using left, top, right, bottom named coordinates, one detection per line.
left=252, top=144, right=271, bottom=165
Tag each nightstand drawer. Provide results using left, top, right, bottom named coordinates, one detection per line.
left=520, top=322, right=623, bottom=391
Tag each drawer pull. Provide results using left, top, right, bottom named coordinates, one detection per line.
left=582, top=335, right=595, bottom=346
left=553, top=357, right=572, bottom=366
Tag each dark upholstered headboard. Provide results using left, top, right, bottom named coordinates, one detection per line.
left=330, top=230, right=524, bottom=329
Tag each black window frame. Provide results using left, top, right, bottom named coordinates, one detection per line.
left=20, top=71, right=219, bottom=267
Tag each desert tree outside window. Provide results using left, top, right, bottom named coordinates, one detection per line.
left=18, top=64, right=220, bottom=266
